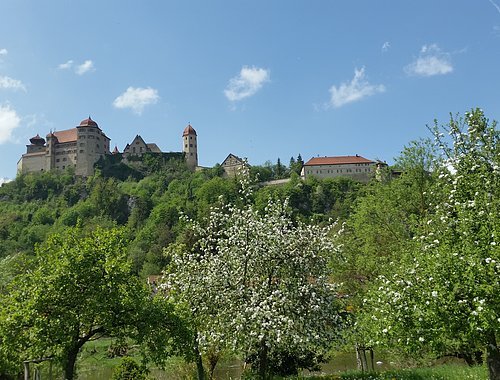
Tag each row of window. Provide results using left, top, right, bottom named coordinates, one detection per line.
left=56, top=157, right=74, bottom=163
left=78, top=128, right=96, bottom=133
left=56, top=149, right=77, bottom=155
left=307, top=168, right=371, bottom=174
left=79, top=135, right=101, bottom=140
left=55, top=164, right=77, bottom=170
left=79, top=143, right=102, bottom=149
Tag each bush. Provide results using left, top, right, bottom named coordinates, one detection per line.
left=111, top=357, right=148, bottom=380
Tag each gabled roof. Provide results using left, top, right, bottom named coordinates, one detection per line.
left=147, top=143, right=161, bottom=153
left=304, top=155, right=375, bottom=166
left=47, top=128, right=78, bottom=143
left=221, top=153, right=245, bottom=167
left=132, top=135, right=147, bottom=145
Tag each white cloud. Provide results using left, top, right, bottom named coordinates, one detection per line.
left=0, top=104, right=21, bottom=144
left=58, top=60, right=73, bottom=70
left=75, top=60, right=95, bottom=75
left=0, top=49, right=7, bottom=56
left=113, top=87, right=160, bottom=115
left=405, top=44, right=453, bottom=77
left=0, top=177, right=12, bottom=186
left=328, top=67, right=385, bottom=108
left=224, top=66, right=270, bottom=101
left=0, top=76, right=26, bottom=91
left=488, top=0, right=500, bottom=14
left=382, top=41, right=391, bottom=52
left=59, top=59, right=95, bottom=75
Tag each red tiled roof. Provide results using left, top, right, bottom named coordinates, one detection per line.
left=47, top=128, right=78, bottom=143
left=79, top=116, right=98, bottom=127
left=304, top=155, right=374, bottom=166
left=182, top=124, right=197, bottom=136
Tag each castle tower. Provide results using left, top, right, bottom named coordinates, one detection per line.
left=76, top=117, right=111, bottom=176
left=45, top=132, right=57, bottom=171
left=182, top=124, right=198, bottom=169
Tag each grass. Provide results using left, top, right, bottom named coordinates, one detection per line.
left=303, top=364, right=487, bottom=380
left=65, top=340, right=489, bottom=380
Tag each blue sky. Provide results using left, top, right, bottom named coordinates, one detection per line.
left=1, top=0, right=500, bottom=182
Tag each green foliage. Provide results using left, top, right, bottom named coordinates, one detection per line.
left=363, top=109, right=500, bottom=378
left=166, top=172, right=347, bottom=378
left=329, top=364, right=487, bottom=379
left=112, top=357, right=148, bottom=380
left=0, top=226, right=179, bottom=379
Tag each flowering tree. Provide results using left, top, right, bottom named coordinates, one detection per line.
left=365, top=109, right=500, bottom=379
left=165, top=174, right=346, bottom=378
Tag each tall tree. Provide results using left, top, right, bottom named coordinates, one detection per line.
left=165, top=172, right=346, bottom=379
left=365, top=109, right=500, bottom=379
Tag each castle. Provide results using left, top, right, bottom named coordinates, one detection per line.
left=17, top=117, right=198, bottom=176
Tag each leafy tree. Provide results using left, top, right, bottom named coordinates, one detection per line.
left=165, top=172, right=346, bottom=379
left=365, top=109, right=500, bottom=379
left=0, top=227, right=177, bottom=380
left=274, top=157, right=285, bottom=179
left=289, top=154, right=304, bottom=176
left=112, top=357, right=148, bottom=380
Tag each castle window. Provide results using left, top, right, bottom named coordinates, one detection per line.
left=63, top=158, right=67, bottom=161
left=185, top=144, right=187, bottom=148
left=190, top=136, right=192, bottom=140
left=133, top=147, right=136, bottom=153
left=190, top=153, right=193, bottom=156
left=80, top=143, right=85, bottom=147
left=79, top=150, right=84, bottom=153
left=56, top=159, right=60, bottom=162
left=189, top=144, right=193, bottom=147
left=140, top=147, right=143, bottom=152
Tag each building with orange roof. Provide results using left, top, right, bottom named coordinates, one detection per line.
left=17, top=118, right=201, bottom=176
left=182, top=124, right=198, bottom=169
left=301, top=155, right=386, bottom=183
left=17, top=117, right=111, bottom=176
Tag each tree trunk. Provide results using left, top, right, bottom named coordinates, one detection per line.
left=487, top=334, right=500, bottom=380
left=361, top=348, right=368, bottom=372
left=206, top=349, right=220, bottom=380
left=62, top=347, right=79, bottom=380
left=355, top=344, right=362, bottom=371
left=258, top=340, right=269, bottom=380
left=193, top=337, right=205, bottom=380
left=370, top=348, right=374, bottom=371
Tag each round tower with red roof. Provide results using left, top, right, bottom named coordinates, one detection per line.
left=182, top=124, right=198, bottom=169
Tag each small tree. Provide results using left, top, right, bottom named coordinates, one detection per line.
left=165, top=172, right=346, bottom=379
left=365, top=109, right=500, bottom=379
